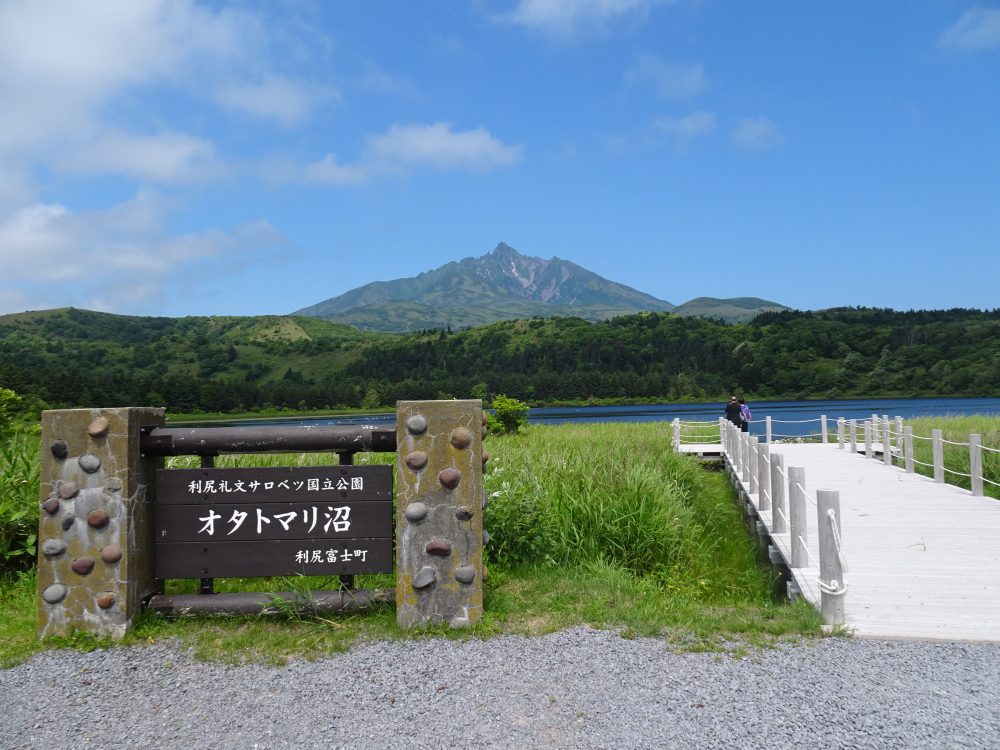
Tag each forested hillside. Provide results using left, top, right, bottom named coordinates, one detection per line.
left=1, top=307, right=997, bottom=414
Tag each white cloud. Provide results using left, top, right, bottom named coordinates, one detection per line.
left=300, top=122, right=523, bottom=186
left=0, top=194, right=285, bottom=315
left=216, top=75, right=337, bottom=127
left=626, top=54, right=707, bottom=99
left=940, top=6, right=1000, bottom=50
left=501, top=0, right=664, bottom=35
left=653, top=111, right=716, bottom=139
left=731, top=116, right=783, bottom=151
left=58, top=131, right=221, bottom=182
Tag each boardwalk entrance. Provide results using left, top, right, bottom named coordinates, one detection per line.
left=676, top=416, right=1000, bottom=642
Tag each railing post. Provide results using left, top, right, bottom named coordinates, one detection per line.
left=766, top=416, right=772, bottom=446
left=757, top=443, right=771, bottom=512
left=904, top=426, right=914, bottom=473
left=932, top=429, right=944, bottom=483
left=970, top=434, right=983, bottom=497
left=883, top=420, right=893, bottom=466
left=821, top=415, right=828, bottom=444
left=864, top=421, right=873, bottom=459
left=817, top=489, right=846, bottom=626
left=788, top=466, right=808, bottom=568
left=872, top=414, right=879, bottom=445
left=770, top=453, right=786, bottom=534
left=837, top=417, right=845, bottom=450
left=749, top=437, right=760, bottom=496
left=895, top=417, right=904, bottom=453
left=849, top=419, right=857, bottom=453
left=741, top=433, right=751, bottom=485
left=672, top=418, right=680, bottom=451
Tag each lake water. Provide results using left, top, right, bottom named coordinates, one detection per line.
left=195, top=397, right=1000, bottom=438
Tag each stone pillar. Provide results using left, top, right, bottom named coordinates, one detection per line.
left=395, top=400, right=485, bottom=628
left=37, top=408, right=164, bottom=639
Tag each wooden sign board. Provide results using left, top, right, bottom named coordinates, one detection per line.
left=154, top=465, right=393, bottom=579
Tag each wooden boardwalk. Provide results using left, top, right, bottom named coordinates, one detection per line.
left=714, top=439, right=1000, bottom=642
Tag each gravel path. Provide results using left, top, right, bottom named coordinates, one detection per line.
left=3, top=629, right=999, bottom=749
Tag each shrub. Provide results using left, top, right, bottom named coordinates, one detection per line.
left=490, top=394, right=528, bottom=435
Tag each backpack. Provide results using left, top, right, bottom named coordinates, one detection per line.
left=740, top=404, right=751, bottom=422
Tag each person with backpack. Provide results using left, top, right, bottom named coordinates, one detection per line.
left=738, top=397, right=751, bottom=433
left=724, top=396, right=742, bottom=426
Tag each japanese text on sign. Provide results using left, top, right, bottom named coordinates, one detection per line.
left=197, top=505, right=351, bottom=537
left=185, top=476, right=364, bottom=495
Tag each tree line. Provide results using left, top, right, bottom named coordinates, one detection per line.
left=1, top=306, right=997, bottom=414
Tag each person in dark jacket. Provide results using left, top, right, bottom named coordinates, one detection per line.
left=725, top=396, right=742, bottom=426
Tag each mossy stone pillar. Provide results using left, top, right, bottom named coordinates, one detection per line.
left=37, top=407, right=164, bottom=639
left=395, top=400, right=484, bottom=628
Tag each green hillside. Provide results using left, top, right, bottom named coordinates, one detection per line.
left=1, top=306, right=997, bottom=415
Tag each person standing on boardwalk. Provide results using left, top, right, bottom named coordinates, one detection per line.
left=725, top=396, right=742, bottom=426
left=738, top=397, right=751, bottom=433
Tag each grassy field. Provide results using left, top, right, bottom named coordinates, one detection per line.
left=903, top=416, right=1000, bottom=499
left=2, top=420, right=831, bottom=667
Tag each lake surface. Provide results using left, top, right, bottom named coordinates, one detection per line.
left=190, top=397, right=1000, bottom=438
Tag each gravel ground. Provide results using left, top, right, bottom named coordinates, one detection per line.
left=3, top=628, right=999, bottom=749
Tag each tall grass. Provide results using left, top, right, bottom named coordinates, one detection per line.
left=905, top=416, right=1000, bottom=500
left=0, top=430, right=40, bottom=574
left=484, top=423, right=772, bottom=604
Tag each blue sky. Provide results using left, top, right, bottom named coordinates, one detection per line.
left=1, top=0, right=997, bottom=317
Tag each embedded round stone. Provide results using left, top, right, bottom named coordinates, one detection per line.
left=58, top=482, right=79, bottom=500
left=455, top=506, right=473, bottom=522
left=79, top=454, right=102, bottom=473
left=482, top=449, right=490, bottom=466
left=87, top=416, right=110, bottom=437
left=42, top=584, right=68, bottom=604
left=96, top=593, right=116, bottom=610
left=50, top=440, right=69, bottom=459
left=100, top=544, right=123, bottom=564
left=412, top=566, right=437, bottom=590
left=71, top=557, right=96, bottom=576
left=482, top=412, right=489, bottom=426
left=455, top=565, right=476, bottom=585
left=404, top=502, right=428, bottom=523
left=438, top=467, right=461, bottom=490
left=105, top=477, right=123, bottom=493
left=425, top=538, right=453, bottom=557
left=42, top=498, right=60, bottom=515
left=483, top=529, right=491, bottom=545
left=406, top=414, right=427, bottom=435
left=87, top=508, right=110, bottom=529
left=42, top=539, right=67, bottom=557
left=449, top=427, right=473, bottom=450
left=61, top=514, right=76, bottom=531
left=404, top=451, right=428, bottom=471
left=482, top=426, right=488, bottom=438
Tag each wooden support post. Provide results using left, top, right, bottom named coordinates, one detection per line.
left=883, top=422, right=893, bottom=466
left=895, top=417, right=904, bottom=453
left=969, top=434, right=983, bottom=497
left=770, top=453, right=786, bottom=534
left=837, top=418, right=845, bottom=450
left=864, top=421, right=873, bottom=459
left=757, top=443, right=771, bottom=512
left=765, top=416, right=772, bottom=446
left=821, top=415, right=828, bottom=444
left=932, top=429, right=944, bottom=483
left=816, top=489, right=846, bottom=626
left=904, top=426, right=914, bottom=473
left=788, top=466, right=808, bottom=569
left=749, top=437, right=759, bottom=497
left=849, top=419, right=857, bottom=453
left=671, top=418, right=680, bottom=451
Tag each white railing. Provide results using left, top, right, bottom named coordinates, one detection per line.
left=677, top=411, right=997, bottom=499
left=720, top=419, right=847, bottom=626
